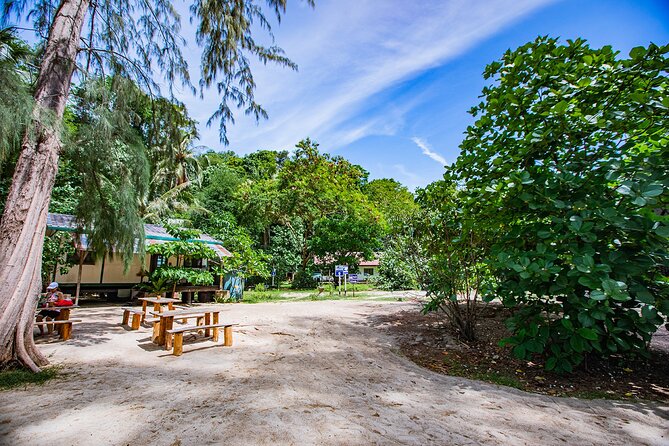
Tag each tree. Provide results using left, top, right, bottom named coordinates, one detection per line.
left=146, top=225, right=218, bottom=294
left=417, top=181, right=491, bottom=341
left=450, top=38, right=669, bottom=371
left=363, top=178, right=418, bottom=233
left=276, top=139, right=378, bottom=272
left=0, top=0, right=314, bottom=370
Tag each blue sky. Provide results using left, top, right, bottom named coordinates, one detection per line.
left=17, top=0, right=668, bottom=190
left=179, top=0, right=668, bottom=190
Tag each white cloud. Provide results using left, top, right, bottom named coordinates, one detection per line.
left=411, top=137, right=447, bottom=166
left=179, top=0, right=557, bottom=152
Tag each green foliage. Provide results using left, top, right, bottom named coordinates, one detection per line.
left=151, top=266, right=214, bottom=286
left=194, top=211, right=270, bottom=278
left=41, top=232, right=76, bottom=283
left=364, top=178, right=418, bottom=233
left=65, top=77, right=151, bottom=267
left=0, top=28, right=33, bottom=167
left=417, top=181, right=492, bottom=341
left=450, top=37, right=669, bottom=371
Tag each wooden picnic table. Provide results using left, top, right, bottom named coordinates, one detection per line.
left=35, top=305, right=78, bottom=337
left=137, top=297, right=181, bottom=322
left=150, top=307, right=222, bottom=347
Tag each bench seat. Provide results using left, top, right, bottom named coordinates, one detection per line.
left=34, top=319, right=82, bottom=340
left=165, top=323, right=235, bottom=356
left=121, top=307, right=144, bottom=329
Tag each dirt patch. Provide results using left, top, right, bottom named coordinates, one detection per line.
left=1, top=301, right=667, bottom=445
left=375, top=304, right=669, bottom=402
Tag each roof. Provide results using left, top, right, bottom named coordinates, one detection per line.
left=47, top=213, right=232, bottom=258
left=359, top=259, right=380, bottom=267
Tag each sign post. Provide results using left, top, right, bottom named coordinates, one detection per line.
left=349, top=274, right=358, bottom=296
left=271, top=268, right=276, bottom=288
left=335, top=265, right=348, bottom=296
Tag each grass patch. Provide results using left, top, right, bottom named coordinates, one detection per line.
left=0, top=366, right=59, bottom=390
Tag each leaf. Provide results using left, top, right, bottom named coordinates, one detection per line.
left=655, top=225, right=669, bottom=238
left=570, top=335, right=585, bottom=352
left=629, top=46, right=646, bottom=60
left=590, top=290, right=606, bottom=301
left=552, top=100, right=569, bottom=114
left=545, top=356, right=558, bottom=371
left=578, top=327, right=598, bottom=341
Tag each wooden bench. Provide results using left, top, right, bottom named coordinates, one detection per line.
left=144, top=314, right=205, bottom=342
left=121, top=307, right=144, bottom=330
left=34, top=319, right=82, bottom=340
left=165, top=323, right=234, bottom=356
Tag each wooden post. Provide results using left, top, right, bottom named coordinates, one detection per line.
left=141, top=300, right=148, bottom=322
left=131, top=313, right=141, bottom=330
left=61, top=322, right=72, bottom=340
left=212, top=312, right=219, bottom=342
left=122, top=309, right=130, bottom=325
left=204, top=313, right=211, bottom=337
left=75, top=249, right=84, bottom=306
left=152, top=321, right=160, bottom=342
left=223, top=326, right=232, bottom=346
left=173, top=333, right=183, bottom=356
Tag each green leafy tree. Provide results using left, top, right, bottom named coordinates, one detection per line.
left=277, top=139, right=379, bottom=274
left=1, top=0, right=313, bottom=370
left=450, top=38, right=669, bottom=371
left=417, top=181, right=491, bottom=340
left=147, top=225, right=218, bottom=293
left=364, top=178, right=418, bottom=233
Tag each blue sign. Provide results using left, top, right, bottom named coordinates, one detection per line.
left=349, top=274, right=358, bottom=283
left=271, top=268, right=276, bottom=277
left=335, top=270, right=345, bottom=277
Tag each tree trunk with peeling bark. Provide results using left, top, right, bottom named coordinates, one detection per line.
left=0, top=0, right=89, bottom=371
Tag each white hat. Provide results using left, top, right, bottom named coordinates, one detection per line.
left=47, top=282, right=59, bottom=290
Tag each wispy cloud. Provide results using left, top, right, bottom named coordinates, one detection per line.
left=411, top=137, right=447, bottom=166
left=181, top=0, right=556, bottom=152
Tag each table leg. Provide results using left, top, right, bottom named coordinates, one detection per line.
left=56, top=309, right=70, bottom=336
left=154, top=302, right=161, bottom=313
left=168, top=302, right=174, bottom=311
left=141, top=301, right=148, bottom=322
left=165, top=317, right=174, bottom=350
left=205, top=313, right=211, bottom=337
left=212, top=312, right=219, bottom=342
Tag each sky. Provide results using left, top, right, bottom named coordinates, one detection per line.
left=18, top=0, right=669, bottom=191
left=177, top=0, right=668, bottom=190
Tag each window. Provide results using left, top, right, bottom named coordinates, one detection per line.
left=183, top=257, right=203, bottom=268
left=364, top=268, right=374, bottom=276
left=150, top=254, right=166, bottom=273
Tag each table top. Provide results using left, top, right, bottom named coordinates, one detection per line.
left=138, top=297, right=181, bottom=304
left=150, top=307, right=222, bottom=317
left=35, top=305, right=78, bottom=312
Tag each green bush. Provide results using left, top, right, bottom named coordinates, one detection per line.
left=448, top=38, right=669, bottom=372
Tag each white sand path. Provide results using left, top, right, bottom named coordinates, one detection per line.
left=0, top=301, right=667, bottom=445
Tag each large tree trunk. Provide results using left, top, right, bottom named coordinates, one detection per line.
left=0, top=0, right=89, bottom=371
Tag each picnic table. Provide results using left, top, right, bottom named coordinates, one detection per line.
left=150, top=307, right=222, bottom=347
left=137, top=297, right=181, bottom=322
left=34, top=305, right=79, bottom=339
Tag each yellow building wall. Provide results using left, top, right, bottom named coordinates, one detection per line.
left=55, top=253, right=151, bottom=285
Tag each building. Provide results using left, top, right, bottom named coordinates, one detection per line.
left=358, top=259, right=380, bottom=280
left=46, top=213, right=232, bottom=299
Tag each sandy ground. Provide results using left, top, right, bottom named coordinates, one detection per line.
left=1, top=301, right=667, bottom=446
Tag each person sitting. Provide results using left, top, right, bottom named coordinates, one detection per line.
left=36, top=282, right=71, bottom=335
